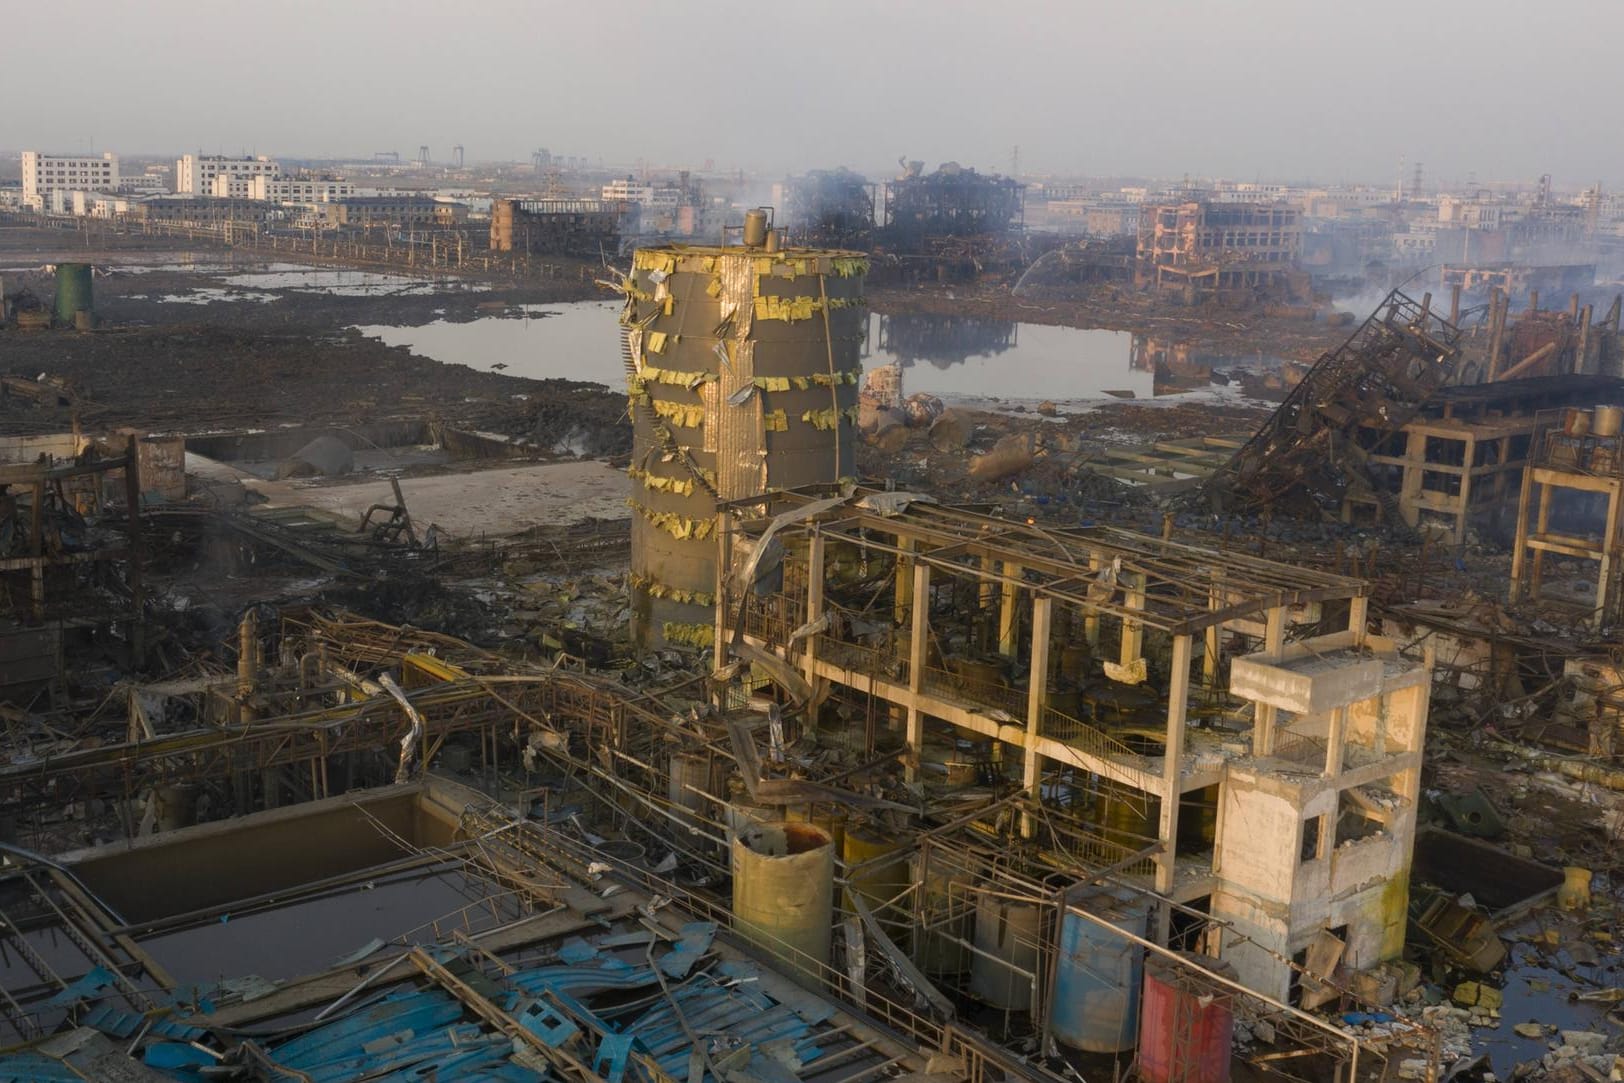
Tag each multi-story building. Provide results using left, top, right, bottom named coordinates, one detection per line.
left=115, top=175, right=167, bottom=195
left=601, top=178, right=683, bottom=208
left=21, top=152, right=120, bottom=206
left=126, top=196, right=265, bottom=224
left=300, top=195, right=442, bottom=230
left=1136, top=199, right=1302, bottom=296
left=176, top=154, right=280, bottom=196
left=246, top=176, right=355, bottom=202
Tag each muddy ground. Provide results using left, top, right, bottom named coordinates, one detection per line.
left=0, top=228, right=626, bottom=443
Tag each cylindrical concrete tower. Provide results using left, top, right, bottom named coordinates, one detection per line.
left=622, top=233, right=867, bottom=650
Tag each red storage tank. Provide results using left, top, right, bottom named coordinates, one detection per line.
left=1137, top=951, right=1237, bottom=1083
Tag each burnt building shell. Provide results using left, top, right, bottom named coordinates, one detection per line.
left=882, top=164, right=1024, bottom=250
left=782, top=168, right=876, bottom=249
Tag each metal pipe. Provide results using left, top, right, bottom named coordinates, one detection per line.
left=1497, top=341, right=1560, bottom=382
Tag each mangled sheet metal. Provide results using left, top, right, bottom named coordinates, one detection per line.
left=1205, top=289, right=1461, bottom=519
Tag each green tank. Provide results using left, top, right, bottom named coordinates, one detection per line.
left=53, top=263, right=93, bottom=326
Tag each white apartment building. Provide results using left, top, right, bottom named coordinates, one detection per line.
left=116, top=175, right=167, bottom=195
left=246, top=176, right=355, bottom=202
left=22, top=152, right=120, bottom=204
left=177, top=154, right=279, bottom=196
left=601, top=178, right=682, bottom=207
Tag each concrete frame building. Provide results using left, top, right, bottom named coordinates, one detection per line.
left=1510, top=411, right=1624, bottom=629
left=1136, top=200, right=1301, bottom=296
left=301, top=195, right=441, bottom=230
left=720, top=491, right=1430, bottom=1002
left=21, top=152, right=119, bottom=206
left=177, top=154, right=280, bottom=197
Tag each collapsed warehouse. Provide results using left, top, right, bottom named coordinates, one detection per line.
left=3, top=218, right=1624, bottom=1083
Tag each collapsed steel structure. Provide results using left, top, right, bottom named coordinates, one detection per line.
left=1205, top=289, right=1463, bottom=520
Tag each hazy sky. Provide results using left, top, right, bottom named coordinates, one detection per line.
left=5, top=0, right=1621, bottom=187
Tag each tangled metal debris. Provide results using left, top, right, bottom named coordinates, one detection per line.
left=1206, top=289, right=1462, bottom=520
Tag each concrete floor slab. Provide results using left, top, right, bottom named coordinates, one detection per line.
left=188, top=455, right=629, bottom=539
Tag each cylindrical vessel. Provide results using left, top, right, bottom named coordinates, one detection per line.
left=53, top=263, right=93, bottom=326
left=1565, top=407, right=1593, bottom=436
left=623, top=244, right=867, bottom=649
left=731, top=822, right=834, bottom=978
left=790, top=808, right=848, bottom=855
left=914, top=851, right=973, bottom=976
left=153, top=784, right=197, bottom=832
left=843, top=823, right=910, bottom=945
left=1593, top=406, right=1624, bottom=438
left=726, top=794, right=780, bottom=839
left=969, top=895, right=1041, bottom=1010
left=1050, top=887, right=1152, bottom=1052
left=1098, top=782, right=1160, bottom=852
left=743, top=209, right=769, bottom=248
left=668, top=753, right=713, bottom=814
left=1138, top=952, right=1237, bottom=1083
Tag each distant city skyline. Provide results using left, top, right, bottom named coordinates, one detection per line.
left=2, top=0, right=1620, bottom=188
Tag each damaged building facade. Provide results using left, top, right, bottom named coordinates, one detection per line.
left=717, top=491, right=1429, bottom=1004
left=1136, top=199, right=1304, bottom=300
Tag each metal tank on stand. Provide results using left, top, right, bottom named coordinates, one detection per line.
left=621, top=211, right=868, bottom=649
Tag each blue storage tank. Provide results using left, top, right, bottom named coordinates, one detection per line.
left=1049, top=885, right=1152, bottom=1052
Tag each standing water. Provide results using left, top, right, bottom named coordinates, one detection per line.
left=356, top=302, right=1279, bottom=406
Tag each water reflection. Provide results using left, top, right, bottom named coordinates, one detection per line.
left=357, top=302, right=623, bottom=383
left=356, top=302, right=1274, bottom=407
left=1132, top=337, right=1216, bottom=397
left=865, top=316, right=1148, bottom=403
left=873, top=313, right=1019, bottom=367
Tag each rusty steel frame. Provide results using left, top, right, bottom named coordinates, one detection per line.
left=728, top=490, right=1366, bottom=636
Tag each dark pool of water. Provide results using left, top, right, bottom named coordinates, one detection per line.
left=137, top=867, right=509, bottom=985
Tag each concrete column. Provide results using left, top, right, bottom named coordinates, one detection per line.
left=803, top=532, right=825, bottom=694
left=1348, top=595, right=1369, bottom=647
left=1022, top=596, right=1053, bottom=838
left=1509, top=466, right=1536, bottom=603
left=1253, top=606, right=1286, bottom=756
left=1155, top=634, right=1192, bottom=899
left=894, top=538, right=915, bottom=626
left=1578, top=304, right=1594, bottom=373
left=1532, top=481, right=1554, bottom=595
left=999, top=563, right=1022, bottom=659
left=1119, top=571, right=1146, bottom=671
left=1487, top=288, right=1507, bottom=380
left=1084, top=553, right=1102, bottom=650
left=905, top=561, right=931, bottom=782
left=1324, top=706, right=1347, bottom=778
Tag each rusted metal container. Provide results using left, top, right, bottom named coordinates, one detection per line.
left=1138, top=951, right=1237, bottom=1083
left=1050, top=886, right=1152, bottom=1051
left=731, top=821, right=833, bottom=980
